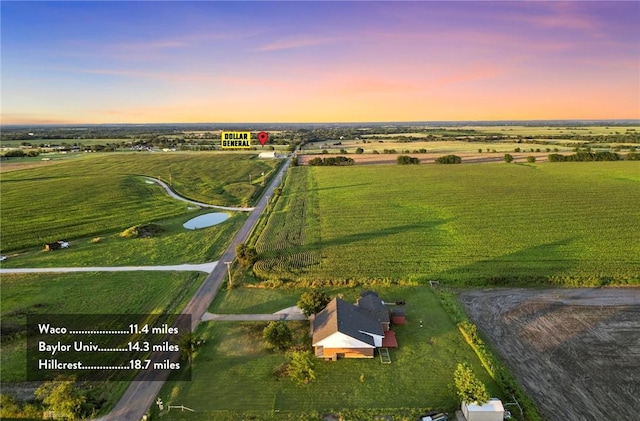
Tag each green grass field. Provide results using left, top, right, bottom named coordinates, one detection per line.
left=0, top=271, right=203, bottom=381
left=0, top=152, right=279, bottom=252
left=158, top=286, right=501, bottom=420
left=1, top=212, right=246, bottom=268
left=253, top=162, right=640, bottom=286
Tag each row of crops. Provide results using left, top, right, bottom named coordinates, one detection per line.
left=253, top=168, right=321, bottom=280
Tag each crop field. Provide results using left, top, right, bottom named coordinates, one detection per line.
left=253, top=162, right=640, bottom=286
left=301, top=139, right=579, bottom=156
left=157, top=286, right=501, bottom=420
left=463, top=125, right=640, bottom=136
left=253, top=168, right=321, bottom=280
left=0, top=271, right=203, bottom=381
left=0, top=152, right=279, bottom=252
left=0, top=138, right=134, bottom=148
left=461, top=288, right=640, bottom=421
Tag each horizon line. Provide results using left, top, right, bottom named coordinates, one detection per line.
left=3, top=118, right=640, bottom=128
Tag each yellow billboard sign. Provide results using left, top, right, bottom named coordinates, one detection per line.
left=221, top=132, right=251, bottom=149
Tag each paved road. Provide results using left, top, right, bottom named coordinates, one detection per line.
left=201, top=313, right=307, bottom=321
left=98, top=155, right=293, bottom=421
left=201, top=305, right=307, bottom=321
left=0, top=262, right=217, bottom=274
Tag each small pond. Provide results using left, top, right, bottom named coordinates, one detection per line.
left=183, top=212, right=230, bottom=230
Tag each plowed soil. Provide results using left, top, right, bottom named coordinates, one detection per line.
left=460, top=288, right=640, bottom=421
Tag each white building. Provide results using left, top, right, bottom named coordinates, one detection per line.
left=461, top=399, right=504, bottom=421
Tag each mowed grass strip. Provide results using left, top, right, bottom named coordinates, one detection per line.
left=160, top=287, right=500, bottom=419
left=0, top=152, right=279, bottom=251
left=0, top=271, right=204, bottom=381
left=258, top=162, right=640, bottom=285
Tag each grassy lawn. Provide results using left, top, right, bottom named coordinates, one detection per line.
left=0, top=152, right=280, bottom=252
left=1, top=270, right=203, bottom=380
left=1, top=212, right=246, bottom=268
left=253, top=162, right=640, bottom=286
left=209, top=288, right=301, bottom=314
left=159, top=286, right=501, bottom=420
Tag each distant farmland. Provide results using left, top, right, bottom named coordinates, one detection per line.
left=253, top=162, right=640, bottom=286
left=0, top=153, right=280, bottom=252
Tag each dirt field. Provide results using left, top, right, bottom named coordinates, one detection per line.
left=297, top=152, right=559, bottom=165
left=460, top=288, right=640, bottom=421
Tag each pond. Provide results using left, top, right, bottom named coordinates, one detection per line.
left=183, top=212, right=230, bottom=230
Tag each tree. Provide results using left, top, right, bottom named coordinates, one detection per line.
left=355, top=147, right=364, bottom=154
left=287, top=351, right=317, bottom=385
left=263, top=321, right=293, bottom=351
left=453, top=363, right=490, bottom=405
left=35, top=378, right=86, bottom=420
left=297, top=291, right=330, bottom=317
left=435, top=154, right=462, bottom=164
left=235, top=243, right=257, bottom=267
left=397, top=155, right=420, bottom=165
left=526, top=156, right=536, bottom=163
left=503, top=153, right=514, bottom=163
left=178, top=331, right=204, bottom=363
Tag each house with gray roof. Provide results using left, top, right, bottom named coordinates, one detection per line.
left=312, top=291, right=398, bottom=360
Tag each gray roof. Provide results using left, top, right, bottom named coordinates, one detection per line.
left=357, top=292, right=390, bottom=324
left=312, top=298, right=384, bottom=346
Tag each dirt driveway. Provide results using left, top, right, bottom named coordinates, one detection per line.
left=460, top=288, right=640, bottom=421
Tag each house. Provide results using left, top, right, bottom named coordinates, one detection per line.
left=357, top=290, right=390, bottom=331
left=312, top=291, right=400, bottom=360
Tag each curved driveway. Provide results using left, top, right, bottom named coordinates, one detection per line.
left=143, top=176, right=255, bottom=211
left=0, top=261, right=217, bottom=274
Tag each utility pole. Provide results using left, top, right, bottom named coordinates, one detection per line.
left=224, top=261, right=233, bottom=286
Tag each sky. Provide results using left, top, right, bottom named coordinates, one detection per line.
left=1, top=1, right=639, bottom=124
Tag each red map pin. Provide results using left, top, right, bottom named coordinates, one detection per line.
left=258, top=131, right=269, bottom=146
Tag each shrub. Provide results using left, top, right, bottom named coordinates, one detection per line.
left=503, top=154, right=514, bottom=163
left=527, top=156, right=536, bottom=163
left=454, top=362, right=490, bottom=405
left=626, top=152, right=640, bottom=160
left=396, top=155, right=420, bottom=165
left=1, top=150, right=26, bottom=158
left=355, top=147, right=364, bottom=154
left=263, top=321, right=293, bottom=351
left=307, top=156, right=354, bottom=166
left=435, top=154, right=462, bottom=164
left=287, top=350, right=317, bottom=384
left=119, top=224, right=163, bottom=238
left=548, top=151, right=620, bottom=162
left=297, top=291, right=330, bottom=317
left=235, top=243, right=258, bottom=267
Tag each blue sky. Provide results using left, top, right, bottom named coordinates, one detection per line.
left=2, top=1, right=639, bottom=124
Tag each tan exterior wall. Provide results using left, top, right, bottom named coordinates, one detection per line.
left=316, top=347, right=374, bottom=359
